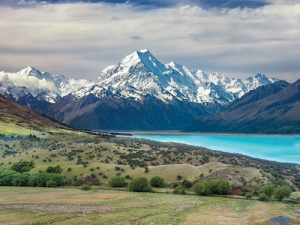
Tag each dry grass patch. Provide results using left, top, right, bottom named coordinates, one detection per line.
left=0, top=187, right=134, bottom=204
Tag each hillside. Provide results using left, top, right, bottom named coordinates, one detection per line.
left=0, top=94, right=73, bottom=136
left=1, top=132, right=299, bottom=192
left=185, top=79, right=300, bottom=134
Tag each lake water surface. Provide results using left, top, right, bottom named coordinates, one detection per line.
left=132, top=132, right=300, bottom=164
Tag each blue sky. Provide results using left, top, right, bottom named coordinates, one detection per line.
left=0, top=0, right=299, bottom=82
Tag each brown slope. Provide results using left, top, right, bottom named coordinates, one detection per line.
left=185, top=79, right=300, bottom=134
left=0, top=94, right=72, bottom=131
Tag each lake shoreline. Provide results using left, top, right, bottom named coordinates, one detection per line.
left=130, top=132, right=300, bottom=164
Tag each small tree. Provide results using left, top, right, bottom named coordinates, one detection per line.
left=274, top=186, right=292, bottom=202
left=128, top=177, right=153, bottom=192
left=46, top=180, right=57, bottom=187
left=109, top=176, right=126, bottom=187
left=194, top=182, right=211, bottom=196
left=212, top=179, right=231, bottom=195
left=259, top=184, right=275, bottom=198
left=258, top=193, right=270, bottom=201
left=182, top=179, right=193, bottom=188
left=80, top=184, right=91, bottom=190
left=245, top=192, right=253, bottom=199
left=12, top=173, right=31, bottom=186
left=10, top=160, right=34, bottom=173
left=173, top=186, right=186, bottom=195
left=150, top=176, right=165, bottom=188
left=46, top=165, right=63, bottom=174
left=0, top=170, right=19, bottom=186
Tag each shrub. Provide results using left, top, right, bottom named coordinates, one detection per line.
left=67, top=167, right=72, bottom=172
left=12, top=173, right=31, bottom=186
left=177, top=175, right=182, bottom=180
left=46, top=180, right=57, bottom=187
left=46, top=165, right=63, bottom=174
left=48, top=173, right=65, bottom=186
left=274, top=186, right=292, bottom=202
left=173, top=186, right=186, bottom=195
left=80, top=184, right=91, bottom=190
left=258, top=193, right=270, bottom=201
left=0, top=170, right=19, bottom=186
left=10, top=160, right=34, bottom=173
left=211, top=179, right=231, bottom=195
left=109, top=176, right=126, bottom=187
left=194, top=179, right=231, bottom=196
left=29, top=172, right=48, bottom=187
left=259, top=184, right=275, bottom=198
left=245, top=192, right=253, bottom=199
left=182, top=179, right=193, bottom=188
left=29, top=172, right=65, bottom=187
left=128, top=177, right=153, bottom=192
left=150, top=176, right=165, bottom=188
left=194, top=182, right=211, bottom=196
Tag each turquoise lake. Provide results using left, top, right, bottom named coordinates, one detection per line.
left=132, top=133, right=300, bottom=164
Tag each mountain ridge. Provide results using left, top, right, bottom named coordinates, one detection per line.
left=0, top=49, right=282, bottom=130
left=184, top=79, right=300, bottom=134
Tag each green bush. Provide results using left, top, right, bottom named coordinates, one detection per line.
left=182, top=179, right=193, bottom=188
left=29, top=172, right=48, bottom=187
left=12, top=173, right=31, bottom=186
left=245, top=192, right=253, bottom=199
left=46, top=165, right=63, bottom=174
left=173, top=186, right=186, bottom=195
left=194, top=179, right=231, bottom=196
left=150, top=176, right=165, bottom=188
left=46, top=180, right=57, bottom=187
left=177, top=175, right=182, bottom=180
left=258, top=193, right=270, bottom=201
left=259, top=184, right=275, bottom=198
left=10, top=160, right=34, bottom=173
left=80, top=184, right=91, bottom=190
left=274, top=186, right=292, bottom=202
left=109, top=176, right=126, bottom=187
left=29, top=172, right=65, bottom=187
left=48, top=173, right=65, bottom=186
left=211, top=179, right=231, bottom=195
left=194, top=182, right=211, bottom=196
left=128, top=177, right=153, bottom=192
left=0, top=170, right=19, bottom=186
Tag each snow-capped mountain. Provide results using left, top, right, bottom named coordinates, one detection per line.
left=45, top=49, right=281, bottom=130
left=90, top=49, right=277, bottom=106
left=0, top=49, right=282, bottom=130
left=0, top=67, right=94, bottom=112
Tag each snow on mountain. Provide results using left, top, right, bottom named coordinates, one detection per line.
left=92, top=49, right=278, bottom=106
left=1, top=49, right=279, bottom=111
left=0, top=67, right=94, bottom=104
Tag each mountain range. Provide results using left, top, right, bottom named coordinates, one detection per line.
left=0, top=49, right=279, bottom=130
left=185, top=79, right=300, bottom=134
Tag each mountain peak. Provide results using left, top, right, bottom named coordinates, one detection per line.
left=18, top=66, right=43, bottom=78
left=119, top=49, right=166, bottom=73
left=138, top=49, right=150, bottom=53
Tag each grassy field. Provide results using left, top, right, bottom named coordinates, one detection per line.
left=0, top=132, right=299, bottom=193
left=0, top=186, right=299, bottom=225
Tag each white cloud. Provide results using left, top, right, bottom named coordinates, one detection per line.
left=0, top=2, right=299, bottom=82
left=0, top=72, right=56, bottom=91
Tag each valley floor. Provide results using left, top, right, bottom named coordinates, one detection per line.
left=0, top=187, right=300, bottom=225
